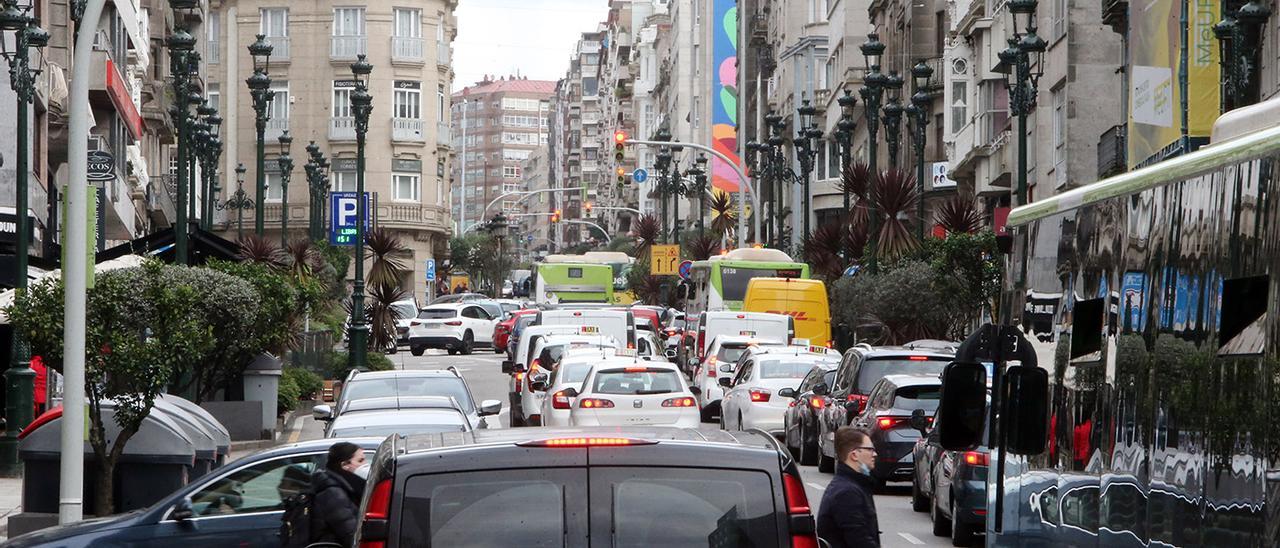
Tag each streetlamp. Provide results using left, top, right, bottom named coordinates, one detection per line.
left=794, top=99, right=822, bottom=239
left=765, top=112, right=786, bottom=247
left=881, top=71, right=905, bottom=168
left=276, top=130, right=293, bottom=246
left=688, top=154, right=709, bottom=232
left=246, top=33, right=273, bottom=237
left=835, top=90, right=858, bottom=213
left=859, top=33, right=887, bottom=272
left=744, top=140, right=771, bottom=243
left=488, top=212, right=509, bottom=297
left=653, top=127, right=673, bottom=242
left=165, top=22, right=195, bottom=263
left=906, top=60, right=934, bottom=240
left=200, top=105, right=223, bottom=230
left=1213, top=0, right=1272, bottom=110
left=995, top=0, right=1046, bottom=208
left=0, top=0, right=47, bottom=474
left=347, top=53, right=373, bottom=371
left=305, top=141, right=330, bottom=242
left=216, top=163, right=255, bottom=239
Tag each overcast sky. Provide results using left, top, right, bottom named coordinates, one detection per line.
left=452, top=0, right=611, bottom=91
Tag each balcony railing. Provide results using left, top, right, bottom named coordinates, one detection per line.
left=331, top=36, right=367, bottom=60
left=1097, top=124, right=1127, bottom=179
left=330, top=116, right=356, bottom=141
left=392, top=118, right=425, bottom=141
left=976, top=110, right=1010, bottom=148
left=267, top=36, right=290, bottom=61
left=266, top=118, right=289, bottom=140
left=392, top=36, right=424, bottom=62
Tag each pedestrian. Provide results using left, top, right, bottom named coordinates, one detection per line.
left=309, top=442, right=367, bottom=546
left=816, top=427, right=881, bottom=548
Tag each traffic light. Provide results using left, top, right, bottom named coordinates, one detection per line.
left=616, top=166, right=627, bottom=185
left=584, top=202, right=593, bottom=215
left=613, top=130, right=628, bottom=161
left=551, top=209, right=561, bottom=223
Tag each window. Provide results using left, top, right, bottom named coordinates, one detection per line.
left=331, top=171, right=355, bottom=192
left=333, top=8, right=365, bottom=36
left=186, top=455, right=320, bottom=517
left=265, top=172, right=284, bottom=201
left=207, top=11, right=221, bottom=62
left=394, top=83, right=422, bottom=119
left=437, top=84, right=445, bottom=121
left=950, top=81, right=968, bottom=133
left=259, top=8, right=287, bottom=37
left=503, top=149, right=531, bottom=161
left=393, top=173, right=419, bottom=201
left=333, top=82, right=353, bottom=117
left=827, top=139, right=840, bottom=177
left=269, top=82, right=289, bottom=120
left=1052, top=0, right=1067, bottom=41
left=1052, top=87, right=1066, bottom=184
left=503, top=166, right=520, bottom=178
left=399, top=470, right=583, bottom=547
left=206, top=84, right=220, bottom=114
left=393, top=8, right=421, bottom=37
left=501, top=97, right=541, bottom=111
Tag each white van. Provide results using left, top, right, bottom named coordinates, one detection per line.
left=693, top=311, right=794, bottom=365
left=535, top=309, right=636, bottom=349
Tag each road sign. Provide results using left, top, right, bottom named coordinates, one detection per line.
left=328, top=192, right=372, bottom=246
left=526, top=234, right=534, bottom=243
left=650, top=244, right=680, bottom=276
left=632, top=168, right=649, bottom=183
left=678, top=260, right=693, bottom=280
left=425, top=259, right=436, bottom=282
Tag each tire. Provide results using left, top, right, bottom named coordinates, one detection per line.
left=460, top=332, right=474, bottom=355
left=700, top=404, right=717, bottom=423
left=911, top=472, right=929, bottom=512
left=509, top=395, right=525, bottom=427
left=799, top=427, right=819, bottom=466
left=950, top=498, right=975, bottom=546
left=447, top=349, right=458, bottom=356
left=410, top=346, right=425, bottom=357
left=931, top=494, right=952, bottom=537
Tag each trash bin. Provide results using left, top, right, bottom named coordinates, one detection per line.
left=159, top=394, right=232, bottom=468
left=18, top=401, right=196, bottom=516
left=243, top=353, right=283, bottom=439
left=152, top=398, right=218, bottom=480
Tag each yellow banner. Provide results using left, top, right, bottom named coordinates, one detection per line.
left=1128, top=0, right=1181, bottom=168
left=1187, top=0, right=1220, bottom=136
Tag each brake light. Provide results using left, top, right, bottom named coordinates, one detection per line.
left=573, top=311, right=583, bottom=316
left=908, top=355, right=930, bottom=361
left=515, top=371, right=524, bottom=394
left=788, top=399, right=798, bottom=408
left=531, top=358, right=542, bottom=373
left=782, top=472, right=819, bottom=548
left=736, top=314, right=745, bottom=319
left=519, top=437, right=656, bottom=447
left=579, top=398, right=615, bottom=408
left=357, top=478, right=393, bottom=548
left=624, top=366, right=649, bottom=372
left=410, top=320, right=422, bottom=327
left=845, top=394, right=868, bottom=413
left=809, top=397, right=825, bottom=409
left=963, top=451, right=990, bottom=466
left=661, top=397, right=697, bottom=407
left=444, top=320, right=463, bottom=326
left=877, top=417, right=907, bottom=430
left=749, top=389, right=771, bottom=402
left=551, top=390, right=572, bottom=409
left=697, top=331, right=706, bottom=358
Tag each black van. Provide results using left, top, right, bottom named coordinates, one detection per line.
left=353, top=427, right=819, bottom=547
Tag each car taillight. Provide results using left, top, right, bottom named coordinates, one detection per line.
left=445, top=320, right=463, bottom=326
left=908, top=355, right=930, bottom=361
left=705, top=357, right=718, bottom=378
left=519, top=437, right=656, bottom=447
left=963, top=451, right=990, bottom=466
left=845, top=394, right=868, bottom=413
left=661, top=397, right=697, bottom=407
left=697, top=331, right=706, bottom=358
left=809, top=397, right=825, bottom=409
left=579, top=398, right=615, bottom=408
left=410, top=320, right=422, bottom=327
left=749, top=389, right=771, bottom=402
left=788, top=399, right=798, bottom=408
left=552, top=390, right=572, bottom=409
left=515, top=372, right=524, bottom=394
left=782, top=472, right=818, bottom=548
left=358, top=478, right=393, bottom=548
left=877, top=417, right=907, bottom=430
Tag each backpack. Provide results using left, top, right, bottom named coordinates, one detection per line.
left=279, top=491, right=314, bottom=548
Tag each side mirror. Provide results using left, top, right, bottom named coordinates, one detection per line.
left=937, top=361, right=988, bottom=451
left=529, top=373, right=550, bottom=392
left=1004, top=365, right=1049, bottom=455
left=561, top=387, right=579, bottom=398
left=312, top=404, right=333, bottom=421
left=501, top=360, right=516, bottom=374
left=719, top=364, right=735, bottom=374
left=687, top=358, right=700, bottom=369
left=689, top=386, right=702, bottom=396
left=171, top=497, right=195, bottom=522
left=779, top=388, right=796, bottom=399
left=478, top=400, right=502, bottom=416
left=718, top=377, right=733, bottom=388
left=813, top=383, right=829, bottom=396
left=909, top=408, right=929, bottom=436
left=664, top=349, right=677, bottom=360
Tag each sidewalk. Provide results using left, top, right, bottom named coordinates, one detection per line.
left=0, top=476, right=21, bottom=539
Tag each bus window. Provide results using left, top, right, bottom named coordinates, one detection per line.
left=569, top=268, right=583, bottom=278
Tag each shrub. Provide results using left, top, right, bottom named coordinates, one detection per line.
left=283, top=367, right=324, bottom=400
left=277, top=374, right=301, bottom=414
left=367, top=352, right=395, bottom=372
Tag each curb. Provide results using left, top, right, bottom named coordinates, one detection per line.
left=230, top=403, right=316, bottom=453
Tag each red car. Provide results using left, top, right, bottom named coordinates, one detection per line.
left=493, top=309, right=538, bottom=353
left=609, top=306, right=664, bottom=333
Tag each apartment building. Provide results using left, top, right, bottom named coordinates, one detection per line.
left=631, top=0, right=670, bottom=217
left=206, top=0, right=458, bottom=303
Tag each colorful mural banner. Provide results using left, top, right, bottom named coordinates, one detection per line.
left=711, top=1, right=740, bottom=192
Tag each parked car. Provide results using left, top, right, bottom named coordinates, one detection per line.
left=390, top=298, right=418, bottom=347
left=4, top=438, right=383, bottom=547
left=692, top=336, right=786, bottom=421
left=719, top=345, right=841, bottom=436
left=914, top=404, right=989, bottom=545
left=352, top=427, right=820, bottom=548
left=333, top=395, right=499, bottom=430
left=567, top=358, right=700, bottom=428
left=406, top=303, right=498, bottom=355
left=816, top=345, right=954, bottom=472
left=782, top=362, right=840, bottom=465
left=494, top=308, right=538, bottom=354
left=315, top=369, right=498, bottom=430
left=848, top=374, right=942, bottom=484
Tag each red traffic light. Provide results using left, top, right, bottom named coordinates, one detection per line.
left=613, top=130, right=628, bottom=144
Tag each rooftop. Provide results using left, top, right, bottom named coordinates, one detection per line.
left=454, top=76, right=558, bottom=98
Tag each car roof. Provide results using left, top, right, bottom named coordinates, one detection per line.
left=852, top=346, right=956, bottom=360
left=397, top=426, right=780, bottom=455
left=537, top=334, right=619, bottom=346
left=703, top=311, right=788, bottom=320
left=751, top=345, right=841, bottom=358
left=877, top=373, right=943, bottom=388
left=592, top=358, right=679, bottom=371
left=340, top=396, right=463, bottom=414
left=421, top=303, right=471, bottom=310
left=350, top=369, right=461, bottom=380
left=711, top=335, right=784, bottom=346
left=331, top=409, right=468, bottom=428
left=251, top=436, right=387, bottom=458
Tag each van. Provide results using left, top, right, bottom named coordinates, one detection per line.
left=693, top=311, right=794, bottom=364
left=536, top=309, right=637, bottom=349
left=742, top=277, right=832, bottom=348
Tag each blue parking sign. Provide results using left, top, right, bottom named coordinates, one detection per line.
left=425, top=259, right=436, bottom=282
left=329, top=192, right=371, bottom=246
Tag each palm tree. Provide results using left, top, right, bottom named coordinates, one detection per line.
left=935, top=194, right=985, bottom=235
left=631, top=215, right=662, bottom=259
left=236, top=235, right=288, bottom=270
left=365, top=228, right=410, bottom=290
left=683, top=231, right=720, bottom=261
left=708, top=192, right=737, bottom=242
left=869, top=168, right=922, bottom=261
left=283, top=239, right=326, bottom=282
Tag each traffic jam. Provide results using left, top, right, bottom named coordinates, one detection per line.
left=8, top=248, right=981, bottom=547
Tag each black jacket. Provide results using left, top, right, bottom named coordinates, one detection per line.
left=816, top=462, right=880, bottom=548
left=310, top=468, right=366, bottom=546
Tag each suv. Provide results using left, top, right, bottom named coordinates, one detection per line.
left=816, top=345, right=954, bottom=472
left=353, top=427, right=820, bottom=548
left=848, top=374, right=942, bottom=484
left=407, top=303, right=498, bottom=355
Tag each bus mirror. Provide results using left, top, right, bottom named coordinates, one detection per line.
left=1003, top=365, right=1049, bottom=455
left=938, top=361, right=987, bottom=451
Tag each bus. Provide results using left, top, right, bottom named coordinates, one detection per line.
left=532, top=255, right=615, bottom=305
left=938, top=97, right=1280, bottom=545
left=583, top=251, right=637, bottom=305
left=683, top=247, right=810, bottom=320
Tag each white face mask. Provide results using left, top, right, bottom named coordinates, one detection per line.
left=855, top=462, right=872, bottom=476
left=353, top=464, right=370, bottom=479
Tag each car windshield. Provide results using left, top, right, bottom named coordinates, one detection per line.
left=716, top=344, right=749, bottom=363
left=391, top=303, right=417, bottom=320
left=330, top=423, right=466, bottom=438
left=500, top=303, right=520, bottom=314
left=592, top=368, right=683, bottom=395
left=894, top=385, right=942, bottom=410
left=557, top=361, right=595, bottom=383
left=343, top=377, right=475, bottom=413
left=758, top=359, right=819, bottom=379
left=855, top=358, right=951, bottom=392
left=418, top=309, right=457, bottom=319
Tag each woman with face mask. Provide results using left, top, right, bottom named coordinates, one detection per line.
left=309, top=442, right=368, bottom=546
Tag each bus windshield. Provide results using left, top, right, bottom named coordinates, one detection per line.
left=720, top=266, right=805, bottom=302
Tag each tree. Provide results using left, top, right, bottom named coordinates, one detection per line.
left=200, top=260, right=298, bottom=400
left=830, top=260, right=952, bottom=345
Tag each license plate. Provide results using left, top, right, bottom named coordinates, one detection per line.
left=579, top=326, right=600, bottom=334
left=740, top=330, right=756, bottom=336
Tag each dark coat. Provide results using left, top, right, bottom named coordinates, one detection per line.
left=310, top=468, right=366, bottom=546
left=816, top=462, right=881, bottom=548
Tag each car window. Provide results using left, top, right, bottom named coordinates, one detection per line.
left=391, top=302, right=417, bottom=320
left=345, top=377, right=475, bottom=413
left=893, top=385, right=942, bottom=410
left=461, top=307, right=479, bottom=319
left=418, top=309, right=457, bottom=319
left=558, top=362, right=594, bottom=384
left=758, top=359, right=818, bottom=379
left=732, top=361, right=752, bottom=384
left=592, top=368, right=683, bottom=395
left=187, top=454, right=318, bottom=517
left=797, top=368, right=821, bottom=392
left=330, top=421, right=466, bottom=438
left=715, top=343, right=748, bottom=364
left=854, top=358, right=950, bottom=393
left=400, top=469, right=586, bottom=547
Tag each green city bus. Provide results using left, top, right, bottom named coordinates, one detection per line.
left=684, top=247, right=810, bottom=320
left=532, top=255, right=615, bottom=305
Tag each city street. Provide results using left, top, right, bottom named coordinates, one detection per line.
left=325, top=348, right=957, bottom=548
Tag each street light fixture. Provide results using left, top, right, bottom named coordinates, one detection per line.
left=305, top=140, right=329, bottom=241
left=276, top=130, right=294, bottom=246
left=859, top=33, right=888, bottom=273
left=795, top=98, right=822, bottom=239
left=882, top=71, right=905, bottom=169
left=765, top=112, right=786, bottom=247
left=347, top=53, right=373, bottom=371
left=246, top=33, right=273, bottom=237
left=1213, top=0, right=1271, bottom=110
left=690, top=154, right=710, bottom=232
left=488, top=212, right=509, bottom=297
left=217, top=163, right=255, bottom=239
left=835, top=89, right=858, bottom=213
left=906, top=59, right=935, bottom=240
left=995, top=0, right=1046, bottom=208
left=201, top=105, right=223, bottom=230
left=166, top=22, right=195, bottom=263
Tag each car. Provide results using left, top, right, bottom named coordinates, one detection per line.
left=430, top=292, right=489, bottom=304
left=390, top=298, right=418, bottom=347
left=683, top=310, right=795, bottom=371
left=913, top=404, right=989, bottom=545
left=720, top=345, right=842, bottom=436
left=691, top=335, right=786, bottom=421
left=334, top=395, right=498, bottom=430
left=4, top=438, right=384, bottom=547
left=504, top=324, right=607, bottom=424
left=515, top=333, right=621, bottom=426
left=352, top=427, right=820, bottom=548
left=566, top=357, right=700, bottom=428
left=536, top=308, right=636, bottom=349
left=493, top=308, right=538, bottom=354
left=848, top=374, right=942, bottom=484
left=470, top=299, right=507, bottom=321
left=315, top=369, right=499, bottom=429
left=406, top=302, right=498, bottom=355
left=610, top=305, right=664, bottom=333
left=493, top=298, right=526, bottom=316
left=506, top=313, right=539, bottom=359
left=782, top=362, right=840, bottom=465
left=816, top=345, right=954, bottom=472
left=531, top=347, right=615, bottom=426
left=327, top=408, right=473, bottom=438
left=635, top=329, right=665, bottom=361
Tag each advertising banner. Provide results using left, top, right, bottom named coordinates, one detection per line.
left=711, top=0, right=741, bottom=193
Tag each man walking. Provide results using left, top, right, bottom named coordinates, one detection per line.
left=817, top=427, right=881, bottom=547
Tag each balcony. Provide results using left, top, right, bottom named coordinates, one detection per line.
left=266, top=118, right=289, bottom=141
left=330, top=116, right=356, bottom=141
left=1097, top=124, right=1127, bottom=179
left=392, top=117, right=425, bottom=142
left=392, top=36, right=424, bottom=63
left=267, top=36, right=290, bottom=61
left=148, top=174, right=177, bottom=226
left=1102, top=0, right=1127, bottom=33
left=331, top=36, right=367, bottom=60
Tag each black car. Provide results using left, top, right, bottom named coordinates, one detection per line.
left=5, top=438, right=383, bottom=547
left=913, top=404, right=989, bottom=546
left=848, top=374, right=941, bottom=484
left=781, top=363, right=838, bottom=466
left=816, top=345, right=953, bottom=473
left=352, top=427, right=820, bottom=547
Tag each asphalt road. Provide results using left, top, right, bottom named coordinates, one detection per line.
left=312, top=347, right=965, bottom=547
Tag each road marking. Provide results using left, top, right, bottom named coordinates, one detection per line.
left=898, top=533, right=925, bottom=545
left=286, top=416, right=306, bottom=443
left=806, top=482, right=826, bottom=491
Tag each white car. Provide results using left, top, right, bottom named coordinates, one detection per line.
left=517, top=333, right=620, bottom=426
left=407, top=303, right=498, bottom=356
left=536, top=309, right=637, bottom=349
left=531, top=347, right=617, bottom=426
left=566, top=358, right=700, bottom=428
left=390, top=298, right=418, bottom=347
left=720, top=345, right=843, bottom=436
left=693, top=336, right=786, bottom=422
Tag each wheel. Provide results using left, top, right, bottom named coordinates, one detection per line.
left=931, top=494, right=952, bottom=537
left=799, top=427, right=819, bottom=466
left=509, top=394, right=524, bottom=427
left=410, top=346, right=425, bottom=357
left=737, top=412, right=745, bottom=431
left=460, top=332, right=474, bottom=355
left=700, top=404, right=717, bottom=423
left=447, top=349, right=458, bottom=356
left=911, top=471, right=929, bottom=512
left=718, top=407, right=727, bottom=430
left=950, top=498, right=976, bottom=546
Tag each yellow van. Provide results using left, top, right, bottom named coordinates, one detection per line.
left=742, top=278, right=832, bottom=348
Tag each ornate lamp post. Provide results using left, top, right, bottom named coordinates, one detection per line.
left=835, top=90, right=858, bottom=213
left=246, top=34, right=273, bottom=236
left=347, top=53, right=373, bottom=370
left=217, top=163, right=255, bottom=239
left=201, top=106, right=223, bottom=230
left=0, top=0, right=47, bottom=474
left=669, top=151, right=685, bottom=241
left=765, top=112, right=787, bottom=247
left=1214, top=1, right=1272, bottom=110
left=882, top=71, right=905, bottom=168
left=190, top=114, right=210, bottom=228
left=996, top=0, right=1046, bottom=208
left=906, top=60, right=935, bottom=240
left=859, top=33, right=887, bottom=272
left=688, top=154, right=709, bottom=232
left=794, top=99, right=822, bottom=239
left=165, top=23, right=195, bottom=263
left=653, top=127, right=673, bottom=243
left=276, top=130, right=293, bottom=245
left=488, top=212, right=509, bottom=297
left=305, top=141, right=330, bottom=241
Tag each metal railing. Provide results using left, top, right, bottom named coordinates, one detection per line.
left=392, top=117, right=425, bottom=141
left=392, top=36, right=424, bottom=62
left=976, top=110, right=1010, bottom=148
left=330, top=116, right=356, bottom=141
left=331, top=36, right=367, bottom=60
left=1097, top=124, right=1127, bottom=179
left=266, top=118, right=290, bottom=140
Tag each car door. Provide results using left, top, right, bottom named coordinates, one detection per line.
left=921, top=408, right=945, bottom=498
left=786, top=368, right=820, bottom=446
left=465, top=306, right=495, bottom=342
left=725, top=360, right=754, bottom=428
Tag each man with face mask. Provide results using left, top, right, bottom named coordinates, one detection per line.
left=816, top=427, right=881, bottom=547
left=309, top=442, right=368, bottom=546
